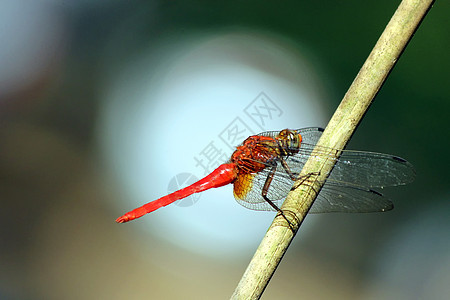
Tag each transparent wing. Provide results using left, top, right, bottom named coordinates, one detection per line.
left=233, top=165, right=395, bottom=213
left=310, top=183, right=393, bottom=213
left=233, top=163, right=292, bottom=211
left=291, top=127, right=416, bottom=188
left=233, top=127, right=415, bottom=213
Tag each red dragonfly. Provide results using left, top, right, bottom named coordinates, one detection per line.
left=116, top=127, right=415, bottom=223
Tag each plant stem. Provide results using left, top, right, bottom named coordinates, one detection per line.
left=231, top=0, right=434, bottom=299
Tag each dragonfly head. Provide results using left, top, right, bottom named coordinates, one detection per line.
left=276, top=129, right=302, bottom=155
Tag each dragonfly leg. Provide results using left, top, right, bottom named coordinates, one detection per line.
left=279, top=156, right=320, bottom=181
left=279, top=156, right=321, bottom=195
left=263, top=195, right=296, bottom=231
left=262, top=165, right=295, bottom=230
left=291, top=172, right=321, bottom=199
left=279, top=157, right=299, bottom=180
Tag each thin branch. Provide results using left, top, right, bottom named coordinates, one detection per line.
left=231, top=0, right=434, bottom=299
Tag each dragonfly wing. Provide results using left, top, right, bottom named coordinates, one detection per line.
left=258, top=127, right=324, bottom=147
left=292, top=128, right=415, bottom=188
left=329, top=151, right=416, bottom=188
left=236, top=172, right=394, bottom=213
left=310, top=182, right=393, bottom=213
left=233, top=164, right=293, bottom=211
left=233, top=127, right=413, bottom=213
left=295, top=127, right=324, bottom=145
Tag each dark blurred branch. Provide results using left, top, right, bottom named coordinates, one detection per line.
left=231, top=0, right=434, bottom=299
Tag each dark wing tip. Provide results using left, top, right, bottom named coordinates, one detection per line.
left=392, top=156, right=407, bottom=163
left=381, top=202, right=394, bottom=212
left=369, top=189, right=384, bottom=197
left=369, top=189, right=394, bottom=212
left=391, top=156, right=417, bottom=184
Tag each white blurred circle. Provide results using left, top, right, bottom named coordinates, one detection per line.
left=98, top=30, right=329, bottom=258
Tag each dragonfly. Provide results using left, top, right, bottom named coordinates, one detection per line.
left=116, top=127, right=415, bottom=223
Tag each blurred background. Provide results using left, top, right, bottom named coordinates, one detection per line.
left=1, top=0, right=449, bottom=299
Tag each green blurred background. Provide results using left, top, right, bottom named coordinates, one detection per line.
left=1, top=0, right=449, bottom=299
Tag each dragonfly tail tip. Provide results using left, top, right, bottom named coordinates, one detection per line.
left=115, top=215, right=128, bottom=223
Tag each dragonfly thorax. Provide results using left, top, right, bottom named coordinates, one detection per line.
left=231, top=135, right=280, bottom=174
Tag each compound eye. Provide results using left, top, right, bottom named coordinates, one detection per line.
left=285, top=132, right=301, bottom=154
left=277, top=129, right=289, bottom=138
